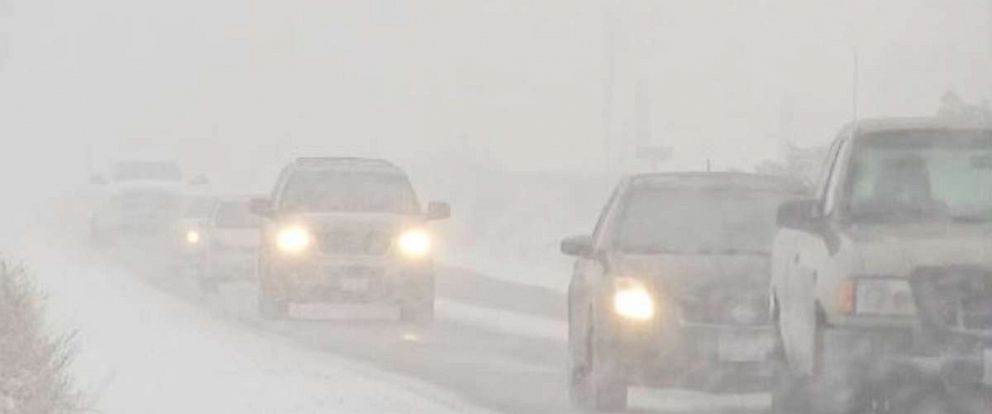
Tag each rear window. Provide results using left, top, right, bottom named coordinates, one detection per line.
left=113, top=162, right=182, bottom=182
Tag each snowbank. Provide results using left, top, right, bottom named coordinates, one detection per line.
left=33, top=253, right=495, bottom=414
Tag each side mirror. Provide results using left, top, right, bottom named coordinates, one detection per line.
left=777, top=199, right=822, bottom=230
left=89, top=175, right=107, bottom=185
left=425, top=201, right=450, bottom=221
left=561, top=234, right=594, bottom=257
left=249, top=197, right=275, bottom=218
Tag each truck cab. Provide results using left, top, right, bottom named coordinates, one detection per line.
left=771, top=117, right=992, bottom=414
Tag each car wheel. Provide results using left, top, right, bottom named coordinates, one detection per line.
left=90, top=224, right=112, bottom=247
left=571, top=321, right=628, bottom=412
left=400, top=299, right=434, bottom=323
left=197, top=278, right=219, bottom=295
left=258, top=274, right=288, bottom=320
left=769, top=331, right=811, bottom=414
left=874, top=375, right=954, bottom=414
left=400, top=278, right=435, bottom=323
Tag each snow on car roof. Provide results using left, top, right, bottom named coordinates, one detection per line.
left=291, top=157, right=405, bottom=174
left=845, top=116, right=992, bottom=137
left=629, top=172, right=807, bottom=193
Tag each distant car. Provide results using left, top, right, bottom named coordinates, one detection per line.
left=770, top=117, right=992, bottom=414
left=562, top=172, right=806, bottom=411
left=179, top=196, right=261, bottom=294
left=250, top=157, right=450, bottom=321
left=90, top=159, right=187, bottom=243
left=172, top=195, right=217, bottom=273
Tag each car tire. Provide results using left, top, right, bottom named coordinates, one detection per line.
left=197, top=278, right=219, bottom=295
left=769, top=336, right=811, bottom=414
left=570, top=321, right=628, bottom=412
left=400, top=277, right=435, bottom=323
left=778, top=307, right=875, bottom=414
left=90, top=224, right=112, bottom=247
left=258, top=278, right=288, bottom=320
left=400, top=299, right=434, bottom=323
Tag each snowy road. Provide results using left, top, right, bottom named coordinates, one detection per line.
left=34, top=242, right=766, bottom=414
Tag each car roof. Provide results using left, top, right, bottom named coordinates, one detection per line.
left=290, top=157, right=405, bottom=174
left=628, top=172, right=808, bottom=194
left=844, top=116, right=992, bottom=138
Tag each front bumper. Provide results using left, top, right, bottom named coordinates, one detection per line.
left=265, top=254, right=433, bottom=304
left=822, top=327, right=991, bottom=386
left=816, top=326, right=992, bottom=413
left=603, top=319, right=776, bottom=391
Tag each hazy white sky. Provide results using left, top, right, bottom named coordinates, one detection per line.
left=0, top=0, right=989, bottom=193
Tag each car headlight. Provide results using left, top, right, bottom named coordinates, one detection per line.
left=840, top=277, right=916, bottom=316
left=613, top=277, right=656, bottom=321
left=276, top=226, right=312, bottom=254
left=397, top=228, right=431, bottom=259
left=185, top=229, right=201, bottom=245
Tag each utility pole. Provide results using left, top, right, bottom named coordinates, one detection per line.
left=852, top=48, right=860, bottom=125
left=602, top=1, right=619, bottom=173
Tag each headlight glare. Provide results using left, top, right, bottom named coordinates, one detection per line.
left=276, top=226, right=312, bottom=254
left=186, top=229, right=201, bottom=245
left=612, top=277, right=656, bottom=321
left=398, top=228, right=431, bottom=258
left=853, top=278, right=916, bottom=316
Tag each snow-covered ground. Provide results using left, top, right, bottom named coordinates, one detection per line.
left=32, top=251, right=496, bottom=414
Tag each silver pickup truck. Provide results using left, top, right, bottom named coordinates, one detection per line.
left=770, top=117, right=992, bottom=414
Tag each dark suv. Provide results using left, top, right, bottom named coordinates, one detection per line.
left=562, top=172, right=805, bottom=411
left=250, top=157, right=449, bottom=321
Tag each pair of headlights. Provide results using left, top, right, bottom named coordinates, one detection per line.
left=274, top=226, right=432, bottom=259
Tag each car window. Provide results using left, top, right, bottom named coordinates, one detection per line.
left=815, top=137, right=844, bottom=207
left=823, top=137, right=851, bottom=216
left=279, top=171, right=420, bottom=214
left=591, top=184, right=622, bottom=249
left=611, top=187, right=794, bottom=255
left=846, top=130, right=992, bottom=223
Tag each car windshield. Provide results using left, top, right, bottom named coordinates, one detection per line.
left=112, top=161, right=182, bottom=182
left=613, top=187, right=791, bottom=255
left=279, top=170, right=420, bottom=214
left=213, top=201, right=260, bottom=229
left=847, top=130, right=992, bottom=224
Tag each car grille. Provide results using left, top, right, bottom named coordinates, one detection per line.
left=116, top=193, right=181, bottom=222
left=318, top=229, right=392, bottom=256
left=679, top=290, right=770, bottom=326
left=912, top=267, right=992, bottom=334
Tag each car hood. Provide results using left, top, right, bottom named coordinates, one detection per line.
left=276, top=212, right=420, bottom=233
left=845, top=223, right=992, bottom=276
left=610, top=252, right=770, bottom=295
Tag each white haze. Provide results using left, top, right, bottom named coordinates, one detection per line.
left=0, top=0, right=987, bottom=282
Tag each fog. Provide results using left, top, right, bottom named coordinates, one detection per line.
left=3, top=1, right=989, bottom=183
left=0, top=1, right=990, bottom=413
